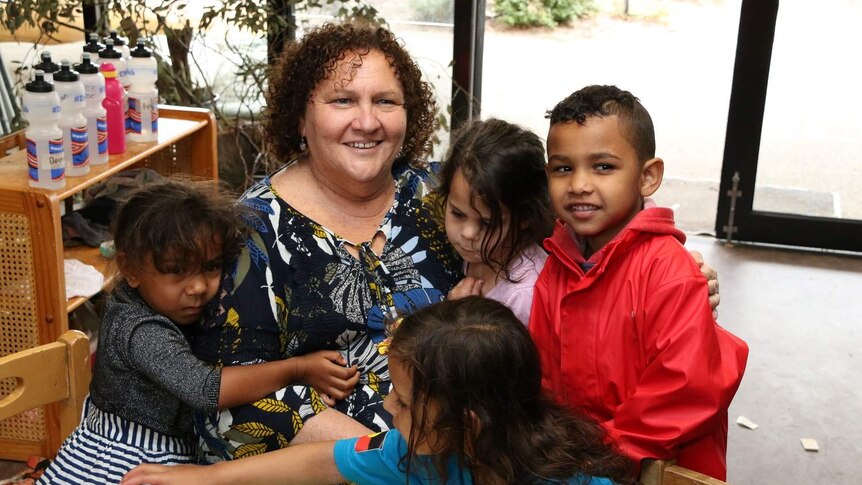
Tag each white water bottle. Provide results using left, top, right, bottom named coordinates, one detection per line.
left=106, top=30, right=131, bottom=66
left=99, top=39, right=127, bottom=92
left=33, top=51, right=60, bottom=84
left=81, top=32, right=103, bottom=65
left=54, top=61, right=90, bottom=177
left=126, top=40, right=159, bottom=142
left=23, top=70, right=65, bottom=189
left=76, top=53, right=108, bottom=165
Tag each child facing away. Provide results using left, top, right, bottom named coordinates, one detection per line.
left=121, top=296, right=636, bottom=485
left=436, top=118, right=720, bottom=326
left=529, top=85, right=749, bottom=480
left=436, top=118, right=554, bottom=325
left=40, top=180, right=359, bottom=485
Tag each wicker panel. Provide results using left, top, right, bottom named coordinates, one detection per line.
left=138, top=138, right=194, bottom=176
left=0, top=211, right=45, bottom=442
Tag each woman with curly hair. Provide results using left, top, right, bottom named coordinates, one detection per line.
left=191, top=22, right=462, bottom=460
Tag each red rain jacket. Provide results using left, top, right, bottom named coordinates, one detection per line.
left=530, top=207, right=748, bottom=480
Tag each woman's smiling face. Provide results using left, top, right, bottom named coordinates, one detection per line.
left=301, top=49, right=407, bottom=186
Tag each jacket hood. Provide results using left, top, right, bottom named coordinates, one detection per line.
left=545, top=207, right=686, bottom=270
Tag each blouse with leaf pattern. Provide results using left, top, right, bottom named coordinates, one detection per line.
left=192, top=163, right=460, bottom=458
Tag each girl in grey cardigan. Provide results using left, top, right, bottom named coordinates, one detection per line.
left=40, top=180, right=360, bottom=485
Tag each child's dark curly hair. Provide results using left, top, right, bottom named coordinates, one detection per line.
left=546, top=84, right=656, bottom=163
left=389, top=296, right=636, bottom=484
left=112, top=178, right=246, bottom=277
left=263, top=22, right=438, bottom=167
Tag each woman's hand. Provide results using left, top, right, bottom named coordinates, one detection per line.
left=447, top=276, right=484, bottom=300
left=689, top=250, right=720, bottom=318
left=122, top=463, right=206, bottom=485
left=294, top=351, right=360, bottom=403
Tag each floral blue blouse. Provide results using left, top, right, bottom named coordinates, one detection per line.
left=192, top=162, right=460, bottom=460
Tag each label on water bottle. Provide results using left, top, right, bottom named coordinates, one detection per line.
left=27, top=137, right=65, bottom=182
left=152, top=104, right=159, bottom=133
left=71, top=126, right=90, bottom=168
left=128, top=96, right=159, bottom=135
left=97, top=117, right=108, bottom=155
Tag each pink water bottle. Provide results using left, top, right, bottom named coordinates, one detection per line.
left=100, top=62, right=126, bottom=155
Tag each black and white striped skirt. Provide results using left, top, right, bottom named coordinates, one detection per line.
left=37, top=396, right=196, bottom=484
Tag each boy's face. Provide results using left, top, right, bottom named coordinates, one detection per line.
left=124, top=238, right=224, bottom=326
left=546, top=115, right=662, bottom=253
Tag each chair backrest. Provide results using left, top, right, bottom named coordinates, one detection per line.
left=0, top=129, right=25, bottom=156
left=0, top=330, right=91, bottom=446
left=639, top=459, right=731, bottom=485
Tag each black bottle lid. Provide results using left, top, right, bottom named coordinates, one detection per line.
left=26, top=70, right=54, bottom=93
left=99, top=39, right=122, bottom=59
left=34, top=51, right=60, bottom=74
left=74, top=53, right=99, bottom=75
left=107, top=30, right=126, bottom=47
left=130, top=39, right=153, bottom=58
left=82, top=32, right=103, bottom=54
left=53, top=61, right=79, bottom=82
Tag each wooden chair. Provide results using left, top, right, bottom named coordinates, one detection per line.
left=639, top=459, right=731, bottom=485
left=0, top=129, right=25, bottom=157
left=0, top=330, right=91, bottom=458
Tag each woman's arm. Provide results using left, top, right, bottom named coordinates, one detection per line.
left=219, top=351, right=360, bottom=409
left=121, top=441, right=343, bottom=485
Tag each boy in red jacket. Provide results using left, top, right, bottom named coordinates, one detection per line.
left=530, top=85, right=748, bottom=480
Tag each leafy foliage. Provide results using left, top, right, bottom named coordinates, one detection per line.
left=1, top=0, right=383, bottom=114
left=493, top=0, right=595, bottom=28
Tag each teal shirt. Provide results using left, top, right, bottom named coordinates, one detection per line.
left=334, top=429, right=616, bottom=485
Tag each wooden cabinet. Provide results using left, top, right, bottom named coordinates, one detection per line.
left=0, top=106, right=217, bottom=460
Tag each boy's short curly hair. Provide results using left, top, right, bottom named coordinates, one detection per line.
left=546, top=84, right=656, bottom=163
left=263, top=22, right=438, bottom=167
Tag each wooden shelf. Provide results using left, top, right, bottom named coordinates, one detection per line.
left=64, top=245, right=116, bottom=313
left=0, top=117, right=207, bottom=201
left=0, top=105, right=218, bottom=461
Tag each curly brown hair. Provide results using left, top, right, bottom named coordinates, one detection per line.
left=112, top=178, right=246, bottom=277
left=389, top=297, right=636, bottom=484
left=262, top=22, right=438, bottom=167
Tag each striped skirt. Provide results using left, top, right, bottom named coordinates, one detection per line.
left=37, top=396, right=197, bottom=484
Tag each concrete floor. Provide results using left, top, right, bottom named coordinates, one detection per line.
left=683, top=236, right=862, bottom=484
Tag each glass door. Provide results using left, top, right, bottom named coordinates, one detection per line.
left=716, top=0, right=862, bottom=252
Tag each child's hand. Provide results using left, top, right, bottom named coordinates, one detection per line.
left=690, top=250, right=720, bottom=318
left=448, top=276, right=484, bottom=300
left=122, top=463, right=204, bottom=484
left=294, top=350, right=360, bottom=402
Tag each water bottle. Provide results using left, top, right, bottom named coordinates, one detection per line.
left=106, top=30, right=131, bottom=61
left=106, top=30, right=132, bottom=94
left=33, top=51, right=60, bottom=84
left=100, top=62, right=126, bottom=155
left=126, top=40, right=159, bottom=142
left=23, top=70, right=65, bottom=189
left=99, top=39, right=127, bottom=91
left=76, top=53, right=108, bottom=165
left=54, top=61, right=90, bottom=177
left=81, top=32, right=103, bottom=65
